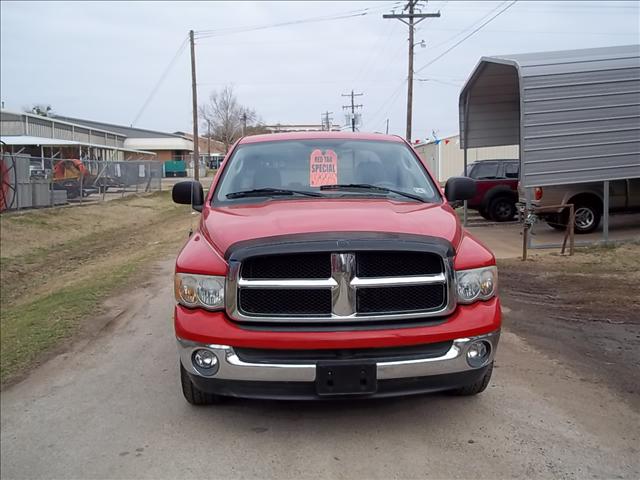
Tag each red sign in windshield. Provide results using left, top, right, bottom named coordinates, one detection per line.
left=309, top=149, right=338, bottom=187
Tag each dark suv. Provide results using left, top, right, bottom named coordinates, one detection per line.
left=464, top=160, right=519, bottom=222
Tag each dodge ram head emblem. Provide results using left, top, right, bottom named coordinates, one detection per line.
left=330, top=253, right=357, bottom=317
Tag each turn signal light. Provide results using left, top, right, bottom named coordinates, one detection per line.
left=534, top=187, right=543, bottom=200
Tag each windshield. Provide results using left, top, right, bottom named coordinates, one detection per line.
left=213, top=139, right=441, bottom=204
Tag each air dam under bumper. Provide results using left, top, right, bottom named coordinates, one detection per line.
left=178, top=331, right=499, bottom=400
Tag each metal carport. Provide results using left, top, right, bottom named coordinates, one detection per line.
left=458, top=44, right=640, bottom=243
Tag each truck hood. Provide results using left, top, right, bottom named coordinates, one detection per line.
left=201, top=199, right=462, bottom=256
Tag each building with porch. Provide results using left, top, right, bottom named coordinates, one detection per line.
left=0, top=110, right=157, bottom=161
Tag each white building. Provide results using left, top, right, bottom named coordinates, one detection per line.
left=414, top=134, right=519, bottom=183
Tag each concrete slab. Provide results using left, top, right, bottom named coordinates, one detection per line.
left=466, top=213, right=640, bottom=259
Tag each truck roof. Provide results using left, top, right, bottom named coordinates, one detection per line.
left=238, top=131, right=405, bottom=145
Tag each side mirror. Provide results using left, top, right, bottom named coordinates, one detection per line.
left=172, top=180, right=204, bottom=212
left=444, top=176, right=476, bottom=202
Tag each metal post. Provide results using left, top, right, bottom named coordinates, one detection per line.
left=569, top=204, right=575, bottom=256
left=525, top=188, right=533, bottom=250
left=463, top=145, right=468, bottom=227
left=462, top=92, right=470, bottom=228
left=561, top=205, right=572, bottom=255
left=16, top=155, right=21, bottom=210
left=207, top=120, right=211, bottom=170
left=49, top=150, right=54, bottom=207
left=603, top=180, right=609, bottom=244
left=189, top=30, right=200, bottom=182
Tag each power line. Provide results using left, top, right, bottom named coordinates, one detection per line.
left=352, top=20, right=401, bottom=87
left=364, top=79, right=407, bottom=130
left=416, top=77, right=462, bottom=87
left=353, top=1, right=450, bottom=88
left=415, top=0, right=518, bottom=75
left=439, top=2, right=638, bottom=11
left=350, top=1, right=412, bottom=83
left=130, top=36, right=188, bottom=127
left=194, top=3, right=399, bottom=39
left=415, top=0, right=450, bottom=32
left=424, top=1, right=508, bottom=52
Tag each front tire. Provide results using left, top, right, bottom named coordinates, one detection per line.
left=488, top=196, right=516, bottom=222
left=180, top=363, right=223, bottom=405
left=448, top=362, right=493, bottom=396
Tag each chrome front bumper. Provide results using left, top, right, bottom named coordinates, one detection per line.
left=177, top=331, right=500, bottom=382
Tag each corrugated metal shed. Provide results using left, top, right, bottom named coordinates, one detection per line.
left=459, top=45, right=640, bottom=187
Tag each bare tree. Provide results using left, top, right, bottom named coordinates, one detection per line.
left=199, top=86, right=263, bottom=151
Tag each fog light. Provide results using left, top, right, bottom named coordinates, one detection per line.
left=466, top=340, right=491, bottom=368
left=193, top=349, right=218, bottom=370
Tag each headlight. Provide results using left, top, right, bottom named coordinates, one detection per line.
left=174, top=273, right=225, bottom=310
left=456, top=266, right=497, bottom=304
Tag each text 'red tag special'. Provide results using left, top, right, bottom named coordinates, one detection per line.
left=309, top=149, right=338, bottom=187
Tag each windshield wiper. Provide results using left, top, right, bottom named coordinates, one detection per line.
left=226, top=188, right=323, bottom=199
left=319, top=183, right=426, bottom=203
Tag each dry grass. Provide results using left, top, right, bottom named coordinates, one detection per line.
left=498, top=242, right=640, bottom=324
left=0, top=192, right=194, bottom=384
left=500, top=242, right=640, bottom=279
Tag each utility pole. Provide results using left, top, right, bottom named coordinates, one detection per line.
left=241, top=112, right=247, bottom=136
left=207, top=119, right=211, bottom=164
left=341, top=90, right=363, bottom=132
left=321, top=111, right=334, bottom=131
left=385, top=118, right=390, bottom=135
left=189, top=29, right=200, bottom=181
left=383, top=1, right=440, bottom=142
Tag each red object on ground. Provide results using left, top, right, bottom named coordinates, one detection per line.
left=0, top=159, right=10, bottom=211
left=53, top=159, right=88, bottom=180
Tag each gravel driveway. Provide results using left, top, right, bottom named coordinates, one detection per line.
left=1, top=259, right=638, bottom=479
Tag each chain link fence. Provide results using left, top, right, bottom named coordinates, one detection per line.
left=1, top=153, right=163, bottom=211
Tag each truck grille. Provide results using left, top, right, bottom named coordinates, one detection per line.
left=356, top=251, right=442, bottom=277
left=239, top=288, right=332, bottom=315
left=356, top=284, right=446, bottom=314
left=242, top=253, right=331, bottom=279
left=229, top=250, right=453, bottom=325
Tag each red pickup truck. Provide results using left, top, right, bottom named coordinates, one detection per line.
left=172, top=132, right=501, bottom=404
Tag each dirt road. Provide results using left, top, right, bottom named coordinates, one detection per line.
left=1, top=258, right=638, bottom=479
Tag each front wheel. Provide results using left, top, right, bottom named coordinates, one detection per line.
left=180, top=363, right=223, bottom=406
left=448, top=362, right=493, bottom=396
left=488, top=197, right=516, bottom=222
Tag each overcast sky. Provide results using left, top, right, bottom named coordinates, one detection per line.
left=1, top=1, right=638, bottom=140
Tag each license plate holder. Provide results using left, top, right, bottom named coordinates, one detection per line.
left=316, top=362, right=377, bottom=396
